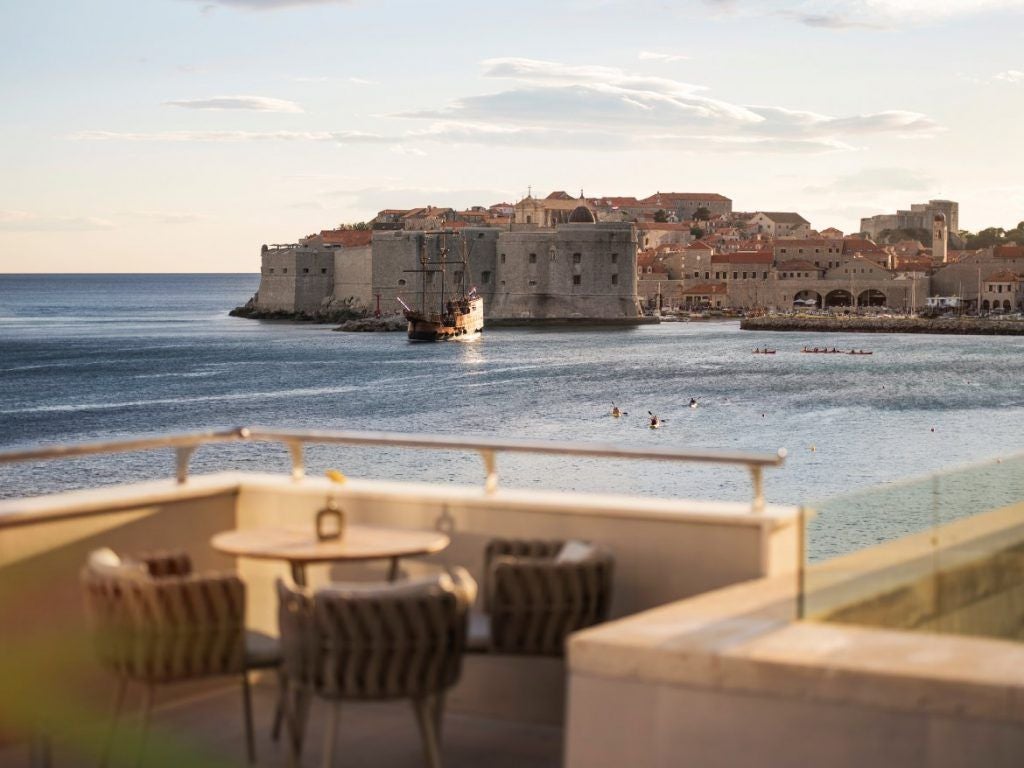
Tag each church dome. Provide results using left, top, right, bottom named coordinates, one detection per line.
left=568, top=205, right=596, bottom=223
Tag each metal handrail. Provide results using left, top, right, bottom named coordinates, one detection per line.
left=0, top=426, right=786, bottom=511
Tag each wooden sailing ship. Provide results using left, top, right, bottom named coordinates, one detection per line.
left=399, top=231, right=484, bottom=342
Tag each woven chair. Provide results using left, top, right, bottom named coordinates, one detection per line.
left=471, top=538, right=614, bottom=656
left=277, top=568, right=476, bottom=768
left=81, top=548, right=281, bottom=766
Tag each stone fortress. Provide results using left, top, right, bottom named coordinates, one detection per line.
left=239, top=191, right=1024, bottom=323
left=245, top=192, right=649, bottom=325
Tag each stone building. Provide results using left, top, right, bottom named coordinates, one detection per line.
left=748, top=212, right=811, bottom=238
left=860, top=199, right=959, bottom=240
left=640, top=192, right=732, bottom=220
left=980, top=271, right=1022, bottom=313
left=513, top=192, right=585, bottom=227
left=932, top=214, right=949, bottom=264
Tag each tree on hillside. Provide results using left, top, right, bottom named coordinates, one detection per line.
left=690, top=227, right=705, bottom=239
left=694, top=206, right=711, bottom=221
left=653, top=209, right=668, bottom=223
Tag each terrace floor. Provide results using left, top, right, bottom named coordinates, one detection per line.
left=5, top=679, right=564, bottom=768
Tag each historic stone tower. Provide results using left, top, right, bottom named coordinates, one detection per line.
left=932, top=213, right=948, bottom=265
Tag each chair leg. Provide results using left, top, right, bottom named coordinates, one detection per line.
left=322, top=701, right=341, bottom=768
left=272, top=669, right=288, bottom=742
left=135, top=685, right=155, bottom=768
left=29, top=730, right=51, bottom=768
left=286, top=686, right=312, bottom=767
left=412, top=697, right=442, bottom=768
left=432, top=692, right=446, bottom=747
left=99, top=678, right=128, bottom=768
left=241, top=673, right=256, bottom=765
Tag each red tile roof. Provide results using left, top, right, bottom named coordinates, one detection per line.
left=635, top=222, right=691, bottom=231
left=641, top=193, right=730, bottom=203
left=317, top=229, right=373, bottom=247
left=984, top=270, right=1021, bottom=282
left=842, top=237, right=886, bottom=255
left=684, top=240, right=714, bottom=251
left=995, top=245, right=1024, bottom=259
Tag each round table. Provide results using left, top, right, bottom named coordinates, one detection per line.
left=211, top=524, right=450, bottom=586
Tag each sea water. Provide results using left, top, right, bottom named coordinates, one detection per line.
left=2, top=274, right=1023, bottom=558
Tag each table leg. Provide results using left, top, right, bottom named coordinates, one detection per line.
left=290, top=562, right=307, bottom=587
left=387, top=557, right=400, bottom=582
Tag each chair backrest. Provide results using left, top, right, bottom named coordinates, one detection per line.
left=81, top=550, right=246, bottom=683
left=486, top=539, right=615, bottom=656
left=277, top=570, right=474, bottom=701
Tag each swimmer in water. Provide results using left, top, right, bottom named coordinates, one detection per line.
left=689, top=398, right=698, bottom=409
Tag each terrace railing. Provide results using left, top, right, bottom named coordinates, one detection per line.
left=0, top=426, right=787, bottom=517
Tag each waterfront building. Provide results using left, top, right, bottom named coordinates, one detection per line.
left=980, top=270, right=1022, bottom=313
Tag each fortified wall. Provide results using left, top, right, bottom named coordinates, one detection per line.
left=244, top=222, right=644, bottom=324
left=251, top=242, right=372, bottom=318
left=371, top=228, right=499, bottom=317
left=492, top=222, right=639, bottom=320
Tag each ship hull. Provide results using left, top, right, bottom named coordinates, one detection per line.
left=405, top=297, right=484, bottom=342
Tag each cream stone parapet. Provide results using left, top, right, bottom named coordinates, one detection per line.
left=566, top=575, right=1024, bottom=767
left=0, top=470, right=801, bottom=726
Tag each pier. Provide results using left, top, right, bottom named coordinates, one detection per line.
left=741, top=314, right=1024, bottom=335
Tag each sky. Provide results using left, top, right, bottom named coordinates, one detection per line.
left=0, top=0, right=1022, bottom=273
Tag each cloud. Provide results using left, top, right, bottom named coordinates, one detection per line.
left=803, top=167, right=935, bottom=195
left=0, top=211, right=115, bottom=232
left=164, top=95, right=304, bottom=113
left=187, top=0, right=353, bottom=9
left=291, top=75, right=376, bottom=85
left=994, top=69, right=1024, bottom=82
left=71, top=129, right=391, bottom=143
left=128, top=211, right=209, bottom=225
left=394, top=58, right=938, bottom=152
left=638, top=50, right=690, bottom=63
left=325, top=186, right=516, bottom=212
left=703, top=0, right=1024, bottom=27
left=779, top=11, right=883, bottom=29
left=71, top=57, right=940, bottom=157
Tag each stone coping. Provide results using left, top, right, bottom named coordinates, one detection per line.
left=569, top=575, right=1024, bottom=724
left=804, top=501, right=1024, bottom=620
left=0, top=472, right=800, bottom=531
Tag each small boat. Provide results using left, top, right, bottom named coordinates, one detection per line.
left=688, top=399, right=698, bottom=409
left=752, top=348, right=777, bottom=355
left=648, top=412, right=662, bottom=429
left=847, top=350, right=873, bottom=355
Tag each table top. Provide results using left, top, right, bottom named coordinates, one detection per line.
left=210, top=524, right=450, bottom=564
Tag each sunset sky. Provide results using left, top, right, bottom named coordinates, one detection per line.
left=1, top=0, right=1023, bottom=272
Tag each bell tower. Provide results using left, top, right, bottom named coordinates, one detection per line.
left=932, top=214, right=948, bottom=265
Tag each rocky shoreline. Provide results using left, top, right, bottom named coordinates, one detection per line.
left=741, top=314, right=1024, bottom=336
left=228, top=305, right=367, bottom=324
left=332, top=316, right=406, bottom=332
